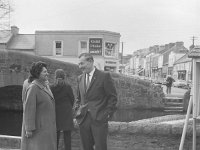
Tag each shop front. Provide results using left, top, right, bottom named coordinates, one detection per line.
left=178, top=70, right=186, bottom=80
left=104, top=60, right=118, bottom=72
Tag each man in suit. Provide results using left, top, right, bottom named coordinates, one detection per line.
left=75, top=53, right=117, bottom=150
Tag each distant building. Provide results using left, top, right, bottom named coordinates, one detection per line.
left=35, top=30, right=121, bottom=72
left=133, top=41, right=189, bottom=82
left=173, top=53, right=191, bottom=82
left=1, top=26, right=35, bottom=54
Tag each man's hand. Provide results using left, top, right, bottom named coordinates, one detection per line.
left=25, top=130, right=33, bottom=138
left=73, top=119, right=79, bottom=128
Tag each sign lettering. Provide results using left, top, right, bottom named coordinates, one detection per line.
left=89, top=38, right=102, bottom=55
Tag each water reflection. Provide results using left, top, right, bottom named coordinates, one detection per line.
left=0, top=110, right=22, bottom=136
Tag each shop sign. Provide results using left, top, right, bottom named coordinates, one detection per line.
left=104, top=66, right=115, bottom=72
left=178, top=70, right=186, bottom=74
left=89, top=38, right=102, bottom=55
left=105, top=42, right=115, bottom=57
left=105, top=61, right=116, bottom=64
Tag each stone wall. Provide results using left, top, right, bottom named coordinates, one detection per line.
left=0, top=50, right=165, bottom=111
left=112, top=73, right=165, bottom=109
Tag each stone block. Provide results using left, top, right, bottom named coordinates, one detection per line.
left=118, top=122, right=129, bottom=133
left=143, top=124, right=157, bottom=135
left=127, top=122, right=144, bottom=134
left=0, top=135, right=21, bottom=149
left=108, top=122, right=120, bottom=133
left=171, top=124, right=183, bottom=136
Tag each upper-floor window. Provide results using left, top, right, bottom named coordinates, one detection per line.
left=79, top=41, right=87, bottom=54
left=54, top=41, right=63, bottom=56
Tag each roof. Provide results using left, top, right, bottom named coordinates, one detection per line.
left=170, top=45, right=188, bottom=53
left=35, top=30, right=121, bottom=37
left=188, top=46, right=200, bottom=58
left=7, top=34, right=35, bottom=50
left=163, top=44, right=188, bottom=55
left=0, top=30, right=13, bottom=44
left=174, top=53, right=191, bottom=65
left=158, top=49, right=167, bottom=54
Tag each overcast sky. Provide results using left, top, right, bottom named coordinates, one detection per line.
left=11, top=0, right=200, bottom=54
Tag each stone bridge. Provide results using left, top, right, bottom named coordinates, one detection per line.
left=0, top=49, right=165, bottom=111
left=0, top=50, right=82, bottom=111
left=0, top=50, right=81, bottom=88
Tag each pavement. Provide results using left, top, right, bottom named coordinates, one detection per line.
left=161, top=85, right=188, bottom=98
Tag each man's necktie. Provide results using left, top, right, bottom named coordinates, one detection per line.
left=86, top=73, right=90, bottom=91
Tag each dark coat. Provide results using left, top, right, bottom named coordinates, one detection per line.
left=21, top=80, right=57, bottom=150
left=50, top=83, right=74, bottom=131
left=75, top=69, right=118, bottom=124
left=166, top=76, right=175, bottom=87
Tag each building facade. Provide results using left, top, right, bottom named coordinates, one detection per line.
left=35, top=30, right=121, bottom=72
left=173, top=54, right=192, bottom=82
left=2, top=26, right=121, bottom=73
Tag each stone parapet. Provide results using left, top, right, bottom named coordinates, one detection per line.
left=109, top=115, right=199, bottom=136
left=0, top=135, right=20, bottom=149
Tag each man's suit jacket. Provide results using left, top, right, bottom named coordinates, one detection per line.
left=75, top=69, right=117, bottom=124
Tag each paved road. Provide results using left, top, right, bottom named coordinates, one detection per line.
left=161, top=85, right=188, bottom=98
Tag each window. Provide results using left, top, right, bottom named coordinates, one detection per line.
left=79, top=41, right=87, bottom=54
left=54, top=41, right=63, bottom=56
left=81, top=41, right=87, bottom=49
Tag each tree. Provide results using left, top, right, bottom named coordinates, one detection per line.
left=0, top=0, right=13, bottom=30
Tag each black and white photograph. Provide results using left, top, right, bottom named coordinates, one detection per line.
left=0, top=0, right=200, bottom=149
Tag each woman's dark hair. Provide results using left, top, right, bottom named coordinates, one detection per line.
left=28, top=61, right=47, bottom=82
left=54, top=69, right=66, bottom=86
left=55, top=69, right=65, bottom=79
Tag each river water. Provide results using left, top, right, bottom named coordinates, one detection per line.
left=0, top=109, right=183, bottom=136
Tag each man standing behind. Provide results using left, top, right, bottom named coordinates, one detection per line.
left=75, top=53, right=117, bottom=150
left=166, top=75, right=175, bottom=94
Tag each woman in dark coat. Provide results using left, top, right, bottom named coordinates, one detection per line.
left=50, top=69, right=75, bottom=150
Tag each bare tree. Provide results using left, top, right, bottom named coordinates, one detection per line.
left=0, top=0, right=13, bottom=30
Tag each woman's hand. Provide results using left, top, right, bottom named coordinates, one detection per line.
left=25, top=130, right=33, bottom=138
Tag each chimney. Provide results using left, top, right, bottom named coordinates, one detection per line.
left=164, top=44, right=169, bottom=50
left=159, top=45, right=165, bottom=51
left=11, top=26, right=19, bottom=35
left=168, top=43, right=175, bottom=49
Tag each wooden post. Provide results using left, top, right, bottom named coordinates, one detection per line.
left=192, top=59, right=197, bottom=150
left=179, top=94, right=192, bottom=150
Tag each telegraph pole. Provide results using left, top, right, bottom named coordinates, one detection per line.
left=191, top=36, right=197, bottom=45
left=190, top=36, right=198, bottom=50
left=120, top=42, right=124, bottom=74
left=121, top=42, right=123, bottom=65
